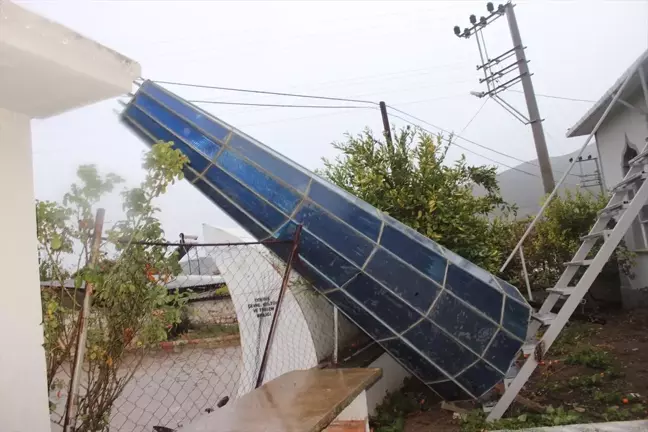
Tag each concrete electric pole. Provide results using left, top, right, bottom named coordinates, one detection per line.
left=454, top=2, right=556, bottom=194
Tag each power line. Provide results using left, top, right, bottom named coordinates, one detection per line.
left=387, top=104, right=533, bottom=166
left=152, top=80, right=378, bottom=106
left=387, top=104, right=580, bottom=179
left=509, top=89, right=596, bottom=103
left=188, top=100, right=371, bottom=109
left=387, top=111, right=540, bottom=178
left=237, top=106, right=379, bottom=128
left=459, top=98, right=489, bottom=136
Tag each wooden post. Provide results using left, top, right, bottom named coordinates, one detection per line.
left=63, top=208, right=105, bottom=432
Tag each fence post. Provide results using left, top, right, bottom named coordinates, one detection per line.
left=63, top=208, right=105, bottom=432
left=255, top=225, right=303, bottom=388
left=333, top=307, right=339, bottom=365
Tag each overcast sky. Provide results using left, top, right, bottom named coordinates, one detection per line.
left=18, top=0, right=648, bottom=241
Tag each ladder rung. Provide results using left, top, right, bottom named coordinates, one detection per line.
left=598, top=201, right=628, bottom=216
left=532, top=312, right=556, bottom=326
left=580, top=230, right=611, bottom=241
left=547, top=287, right=575, bottom=297
left=612, top=172, right=645, bottom=191
left=564, top=259, right=593, bottom=266
left=629, top=150, right=648, bottom=166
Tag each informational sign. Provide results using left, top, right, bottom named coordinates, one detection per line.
left=247, top=296, right=277, bottom=318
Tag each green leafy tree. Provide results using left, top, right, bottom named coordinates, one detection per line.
left=319, top=127, right=512, bottom=272
left=38, top=142, right=189, bottom=431
left=498, top=189, right=633, bottom=293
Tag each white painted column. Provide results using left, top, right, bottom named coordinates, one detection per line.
left=0, top=107, right=51, bottom=432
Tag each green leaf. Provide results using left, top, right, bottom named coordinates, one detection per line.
left=51, top=234, right=62, bottom=251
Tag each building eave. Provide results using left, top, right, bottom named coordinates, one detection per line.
left=566, top=49, right=648, bottom=138
left=0, top=0, right=141, bottom=118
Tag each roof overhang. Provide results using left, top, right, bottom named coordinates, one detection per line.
left=567, top=49, right=648, bottom=138
left=0, top=0, right=141, bottom=118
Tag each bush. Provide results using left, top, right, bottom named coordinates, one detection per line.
left=319, top=127, right=512, bottom=273
left=498, top=189, right=632, bottom=293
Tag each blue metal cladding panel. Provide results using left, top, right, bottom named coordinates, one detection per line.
left=121, top=80, right=532, bottom=400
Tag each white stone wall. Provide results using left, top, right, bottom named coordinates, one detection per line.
left=594, top=91, right=648, bottom=302
left=365, top=353, right=411, bottom=416
left=188, top=298, right=237, bottom=326
left=0, top=106, right=52, bottom=432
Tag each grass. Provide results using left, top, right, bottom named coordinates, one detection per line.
left=186, top=323, right=239, bottom=339
left=214, top=285, right=230, bottom=296
left=565, top=347, right=613, bottom=369
left=460, top=406, right=583, bottom=432
left=370, top=317, right=647, bottom=432
left=370, top=378, right=436, bottom=432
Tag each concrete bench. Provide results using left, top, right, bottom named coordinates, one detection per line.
left=182, top=368, right=382, bottom=432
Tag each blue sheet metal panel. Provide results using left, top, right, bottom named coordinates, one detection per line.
left=381, top=339, right=446, bottom=383
left=217, top=150, right=301, bottom=215
left=275, top=220, right=360, bottom=287
left=402, top=319, right=477, bottom=375
left=484, top=330, right=524, bottom=373
left=183, top=167, right=199, bottom=183
left=364, top=248, right=440, bottom=313
left=121, top=81, right=533, bottom=402
left=123, top=105, right=212, bottom=174
left=193, top=179, right=272, bottom=241
left=502, top=297, right=531, bottom=340
left=445, top=264, right=503, bottom=322
left=228, top=134, right=311, bottom=193
left=428, top=292, right=498, bottom=355
left=443, top=247, right=504, bottom=292
left=288, top=253, right=338, bottom=293
left=344, top=273, right=421, bottom=333
left=294, top=201, right=375, bottom=267
left=456, top=361, right=503, bottom=397
left=429, top=380, right=472, bottom=401
left=496, top=276, right=527, bottom=304
left=379, top=216, right=447, bottom=285
left=325, top=290, right=394, bottom=341
left=132, top=93, right=221, bottom=160
left=139, top=81, right=231, bottom=143
left=203, top=165, right=288, bottom=233
left=307, top=179, right=383, bottom=242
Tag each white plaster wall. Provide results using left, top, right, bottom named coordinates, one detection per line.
left=329, top=390, right=371, bottom=432
left=594, top=92, right=648, bottom=295
left=365, top=353, right=411, bottom=416
left=202, top=225, right=319, bottom=397
left=0, top=107, right=51, bottom=432
left=595, top=93, right=648, bottom=191
left=0, top=0, right=141, bottom=118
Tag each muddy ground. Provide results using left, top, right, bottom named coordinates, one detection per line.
left=370, top=308, right=648, bottom=432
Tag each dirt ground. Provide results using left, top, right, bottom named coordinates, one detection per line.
left=371, top=308, right=648, bottom=432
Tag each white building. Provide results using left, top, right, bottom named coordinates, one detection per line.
left=567, top=49, right=648, bottom=308
left=0, top=1, right=140, bottom=430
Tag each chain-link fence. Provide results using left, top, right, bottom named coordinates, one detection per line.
left=44, top=230, right=358, bottom=432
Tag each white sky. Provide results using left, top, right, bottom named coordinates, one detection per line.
left=18, top=0, right=648, bottom=241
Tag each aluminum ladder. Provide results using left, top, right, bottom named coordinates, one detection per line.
left=486, top=140, right=648, bottom=421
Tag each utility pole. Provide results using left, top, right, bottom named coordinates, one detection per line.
left=505, top=4, right=554, bottom=194
left=379, top=101, right=393, bottom=146
left=569, top=155, right=605, bottom=195
left=454, top=2, right=556, bottom=194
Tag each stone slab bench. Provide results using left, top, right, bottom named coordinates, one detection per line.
left=182, top=368, right=381, bottom=432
